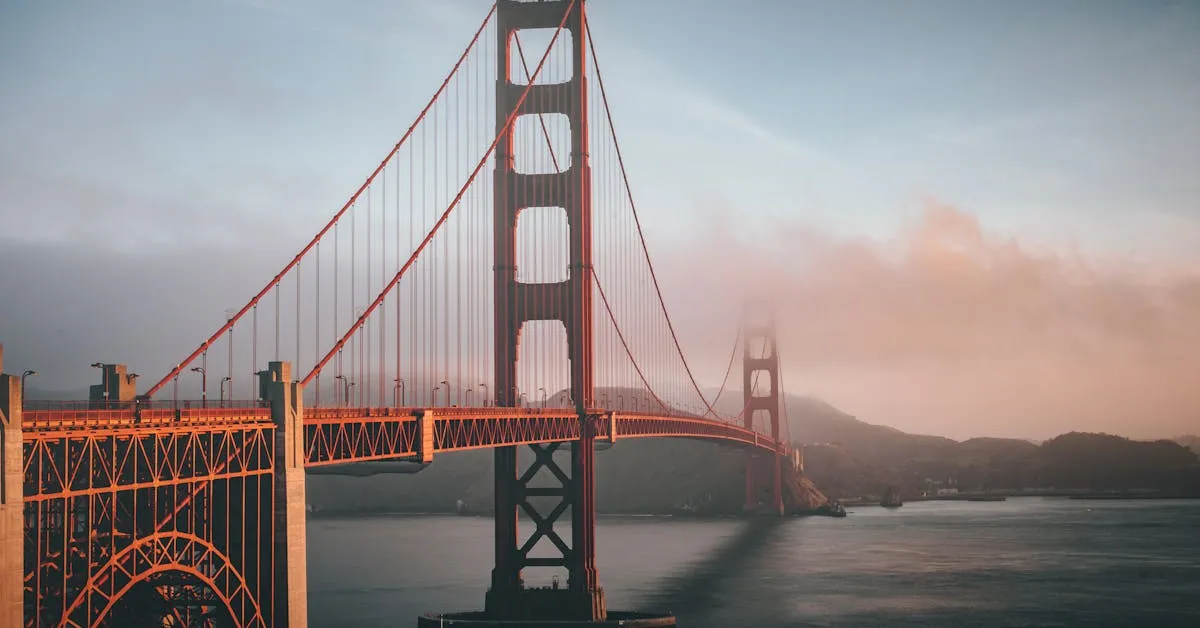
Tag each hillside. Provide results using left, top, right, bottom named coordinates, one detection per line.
left=1176, top=435, right=1200, bottom=455
left=788, top=399, right=1200, bottom=500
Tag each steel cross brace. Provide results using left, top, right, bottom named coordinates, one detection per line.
left=516, top=442, right=572, bottom=566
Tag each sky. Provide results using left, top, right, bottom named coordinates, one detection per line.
left=1, top=0, right=1198, bottom=440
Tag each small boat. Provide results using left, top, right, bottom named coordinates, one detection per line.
left=816, top=501, right=847, bottom=518
left=881, top=486, right=903, bottom=508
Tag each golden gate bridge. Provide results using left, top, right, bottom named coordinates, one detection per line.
left=0, top=1, right=798, bottom=625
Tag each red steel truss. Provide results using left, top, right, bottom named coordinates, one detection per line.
left=21, top=409, right=276, bottom=627
left=17, top=404, right=783, bottom=626
left=301, top=407, right=784, bottom=466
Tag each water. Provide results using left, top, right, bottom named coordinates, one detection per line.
left=307, top=498, right=1200, bottom=626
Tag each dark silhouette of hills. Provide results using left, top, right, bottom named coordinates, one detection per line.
left=1176, top=435, right=1200, bottom=454
left=787, top=399, right=1200, bottom=500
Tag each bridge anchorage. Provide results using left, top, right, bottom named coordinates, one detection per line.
left=4, top=0, right=801, bottom=625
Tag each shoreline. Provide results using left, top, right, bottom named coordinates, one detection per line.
left=839, top=491, right=1200, bottom=507
left=307, top=494, right=1198, bottom=519
left=306, top=509, right=843, bottom=520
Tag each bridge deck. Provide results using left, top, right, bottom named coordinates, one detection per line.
left=21, top=406, right=782, bottom=485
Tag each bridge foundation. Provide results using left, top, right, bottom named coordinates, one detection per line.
left=0, top=349, right=23, bottom=628
left=266, top=361, right=310, bottom=627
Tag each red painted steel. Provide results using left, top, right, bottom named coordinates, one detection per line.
left=742, top=304, right=785, bottom=515
left=300, top=407, right=782, bottom=465
left=487, top=0, right=607, bottom=620
left=22, top=415, right=276, bottom=627
left=19, top=404, right=784, bottom=625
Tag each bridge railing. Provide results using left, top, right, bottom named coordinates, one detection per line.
left=22, top=400, right=271, bottom=432
left=305, top=405, right=587, bottom=420
left=306, top=406, right=417, bottom=420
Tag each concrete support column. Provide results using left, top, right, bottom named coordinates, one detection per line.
left=0, top=351, right=25, bottom=627
left=267, top=361, right=308, bottom=627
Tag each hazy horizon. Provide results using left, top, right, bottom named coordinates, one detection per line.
left=3, top=0, right=1198, bottom=442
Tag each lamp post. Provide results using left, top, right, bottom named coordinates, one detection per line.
left=479, top=383, right=489, bottom=407
left=20, top=370, right=36, bottom=403
left=190, top=366, right=207, bottom=408
left=538, top=387, right=547, bottom=408
left=394, top=378, right=406, bottom=407
left=90, top=362, right=108, bottom=406
left=440, top=380, right=450, bottom=407
left=431, top=385, right=441, bottom=407
left=347, top=381, right=356, bottom=405
left=220, top=376, right=232, bottom=407
left=335, top=375, right=349, bottom=406
left=464, top=388, right=474, bottom=406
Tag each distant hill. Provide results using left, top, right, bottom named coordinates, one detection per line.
left=787, top=398, right=1199, bottom=500
left=1175, top=435, right=1200, bottom=455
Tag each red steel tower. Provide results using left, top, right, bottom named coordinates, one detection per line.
left=488, top=0, right=603, bottom=620
left=743, top=304, right=784, bottom=516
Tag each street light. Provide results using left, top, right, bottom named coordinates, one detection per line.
left=220, top=376, right=232, bottom=407
left=431, top=385, right=441, bottom=407
left=347, top=381, right=356, bottom=405
left=464, top=388, right=474, bottom=406
left=478, top=383, right=489, bottom=407
left=440, top=380, right=450, bottom=407
left=538, top=387, right=547, bottom=408
left=190, top=367, right=207, bottom=408
left=20, top=370, right=36, bottom=402
left=394, top=378, right=406, bottom=407
left=334, top=375, right=349, bottom=406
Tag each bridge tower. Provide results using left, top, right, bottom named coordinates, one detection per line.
left=0, top=346, right=23, bottom=628
left=743, top=304, right=785, bottom=516
left=489, top=0, right=603, bottom=621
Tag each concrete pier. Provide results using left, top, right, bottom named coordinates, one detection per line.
left=0, top=346, right=24, bottom=627
left=267, top=361, right=309, bottom=627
